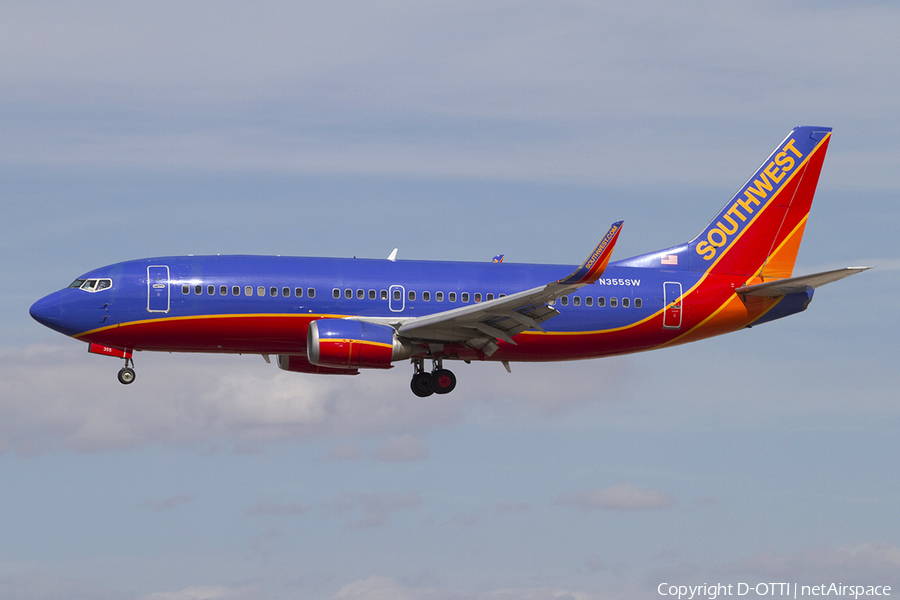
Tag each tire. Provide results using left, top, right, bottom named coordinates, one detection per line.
left=431, top=369, right=456, bottom=394
left=410, top=373, right=434, bottom=397
left=117, top=367, right=136, bottom=385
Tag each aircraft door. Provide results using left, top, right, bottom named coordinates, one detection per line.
left=147, top=265, right=170, bottom=313
left=389, top=285, right=405, bottom=312
left=663, top=281, right=682, bottom=329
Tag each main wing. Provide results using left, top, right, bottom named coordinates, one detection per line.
left=393, top=222, right=623, bottom=355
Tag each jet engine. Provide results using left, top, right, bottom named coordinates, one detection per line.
left=307, top=319, right=411, bottom=369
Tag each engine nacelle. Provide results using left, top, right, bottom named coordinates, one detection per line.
left=307, top=319, right=410, bottom=369
left=276, top=354, right=359, bottom=375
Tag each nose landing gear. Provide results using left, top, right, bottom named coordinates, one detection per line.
left=410, top=357, right=456, bottom=397
left=117, top=357, right=136, bottom=385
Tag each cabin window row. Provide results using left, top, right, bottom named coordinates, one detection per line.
left=179, top=283, right=640, bottom=309
left=331, top=289, right=508, bottom=303
left=326, top=288, right=642, bottom=309
left=182, top=284, right=317, bottom=298
left=553, top=295, right=642, bottom=308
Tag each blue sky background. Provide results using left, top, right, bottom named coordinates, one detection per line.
left=2, top=2, right=899, bottom=599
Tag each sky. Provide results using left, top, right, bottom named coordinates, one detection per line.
left=2, top=1, right=899, bottom=599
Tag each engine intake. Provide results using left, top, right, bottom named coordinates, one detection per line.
left=307, top=319, right=410, bottom=369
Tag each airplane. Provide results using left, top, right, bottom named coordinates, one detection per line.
left=30, top=126, right=870, bottom=397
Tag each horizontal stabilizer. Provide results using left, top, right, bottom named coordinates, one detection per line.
left=736, top=266, right=872, bottom=297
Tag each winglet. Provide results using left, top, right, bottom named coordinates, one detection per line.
left=387, top=248, right=398, bottom=262
left=558, top=221, right=624, bottom=285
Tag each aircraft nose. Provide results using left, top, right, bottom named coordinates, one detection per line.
left=30, top=292, right=63, bottom=329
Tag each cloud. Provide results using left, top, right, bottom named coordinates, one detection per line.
left=496, top=502, right=532, bottom=513
left=330, top=575, right=600, bottom=600
left=138, top=584, right=257, bottom=600
left=0, top=571, right=128, bottom=600
left=324, top=492, right=421, bottom=529
left=5, top=3, right=900, bottom=189
left=244, top=500, right=309, bottom=516
left=448, top=510, right=483, bottom=528
left=716, top=541, right=900, bottom=582
left=555, top=482, right=675, bottom=511
left=0, top=345, right=622, bottom=455
left=328, top=442, right=364, bottom=460
left=370, top=434, right=429, bottom=462
left=142, top=494, right=195, bottom=512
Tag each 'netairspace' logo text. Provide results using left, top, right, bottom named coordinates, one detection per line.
left=658, top=583, right=892, bottom=599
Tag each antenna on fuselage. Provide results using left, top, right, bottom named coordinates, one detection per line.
left=387, top=248, right=398, bottom=262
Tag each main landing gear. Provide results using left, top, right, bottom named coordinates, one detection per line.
left=410, top=357, right=457, bottom=397
left=117, top=357, right=136, bottom=385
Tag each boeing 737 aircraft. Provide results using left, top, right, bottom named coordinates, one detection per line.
left=30, top=126, right=869, bottom=396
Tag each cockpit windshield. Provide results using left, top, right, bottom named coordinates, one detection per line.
left=69, top=278, right=112, bottom=292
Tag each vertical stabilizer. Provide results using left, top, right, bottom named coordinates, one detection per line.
left=688, top=126, right=832, bottom=280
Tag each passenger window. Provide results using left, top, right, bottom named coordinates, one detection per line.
left=486, top=293, right=494, bottom=301
left=195, top=285, right=202, bottom=295
left=220, top=285, right=227, bottom=295
left=333, top=288, right=340, bottom=299
left=245, top=286, right=252, bottom=296
left=308, top=288, right=316, bottom=298
left=474, top=293, right=482, bottom=303
left=345, top=289, right=352, bottom=299
left=622, top=297, right=630, bottom=308
left=357, top=289, right=364, bottom=299
left=635, top=298, right=642, bottom=308
left=561, top=296, right=568, bottom=306
left=598, top=297, right=605, bottom=307
left=282, top=287, right=290, bottom=297
left=380, top=289, right=388, bottom=300
left=499, top=293, right=506, bottom=298
left=207, top=285, right=214, bottom=295
left=182, top=284, right=190, bottom=295
left=408, top=291, right=416, bottom=301
left=270, top=287, right=277, bottom=297
left=586, top=296, right=593, bottom=306
left=233, top=286, right=240, bottom=296
left=449, top=292, right=457, bottom=302
left=573, top=296, right=581, bottom=306
left=257, top=286, right=265, bottom=297
left=461, top=292, right=469, bottom=303
left=295, top=287, right=303, bottom=297
left=423, top=291, right=430, bottom=301
left=393, top=290, right=402, bottom=301
left=369, top=289, right=376, bottom=300
left=610, top=297, right=618, bottom=307
left=436, top=291, right=443, bottom=302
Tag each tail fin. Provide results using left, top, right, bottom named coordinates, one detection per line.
left=688, top=126, right=832, bottom=280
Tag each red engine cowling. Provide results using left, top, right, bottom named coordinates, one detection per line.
left=276, top=354, right=359, bottom=375
left=307, top=319, right=410, bottom=369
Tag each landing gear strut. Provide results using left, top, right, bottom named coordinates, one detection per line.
left=117, top=356, right=136, bottom=385
left=410, top=357, right=456, bottom=397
